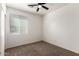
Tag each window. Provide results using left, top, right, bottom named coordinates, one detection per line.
left=10, top=14, right=28, bottom=34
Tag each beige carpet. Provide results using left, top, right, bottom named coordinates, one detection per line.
left=5, top=41, right=79, bottom=56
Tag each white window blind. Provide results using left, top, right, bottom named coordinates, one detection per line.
left=10, top=14, right=28, bottom=34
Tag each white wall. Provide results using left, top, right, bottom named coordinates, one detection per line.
left=5, top=7, right=43, bottom=49
left=0, top=5, right=1, bottom=54
left=43, top=4, right=79, bottom=53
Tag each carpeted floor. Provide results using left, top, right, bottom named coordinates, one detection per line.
left=5, top=41, right=79, bottom=56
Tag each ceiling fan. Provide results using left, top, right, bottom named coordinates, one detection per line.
left=28, top=3, right=49, bottom=12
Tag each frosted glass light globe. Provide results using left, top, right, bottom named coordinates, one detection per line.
left=38, top=5, right=42, bottom=8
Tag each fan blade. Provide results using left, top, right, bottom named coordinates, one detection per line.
left=36, top=8, right=39, bottom=12
left=28, top=4, right=38, bottom=6
left=42, top=6, right=49, bottom=10
left=38, top=3, right=46, bottom=5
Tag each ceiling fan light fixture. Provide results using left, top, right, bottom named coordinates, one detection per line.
left=28, top=3, right=49, bottom=12
left=38, top=5, right=42, bottom=8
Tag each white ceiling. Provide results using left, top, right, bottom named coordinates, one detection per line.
left=6, top=3, right=68, bottom=15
